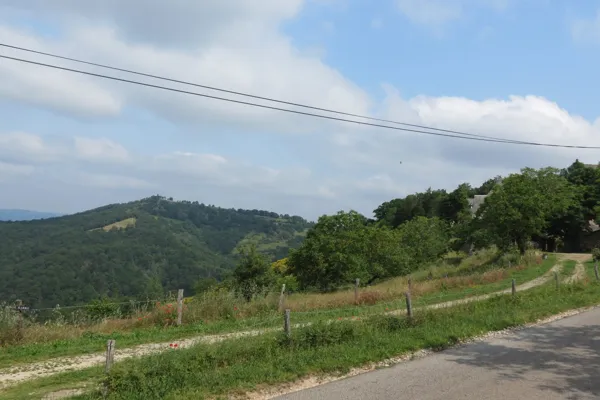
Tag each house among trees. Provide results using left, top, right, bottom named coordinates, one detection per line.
left=468, top=177, right=502, bottom=216
left=468, top=195, right=489, bottom=215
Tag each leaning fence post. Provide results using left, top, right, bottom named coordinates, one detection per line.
left=176, top=289, right=184, bottom=326
left=595, top=262, right=600, bottom=281
left=405, top=292, right=413, bottom=318
left=105, top=339, right=116, bottom=373
left=284, top=309, right=291, bottom=337
left=354, top=278, right=360, bottom=304
left=278, top=284, right=286, bottom=311
left=511, top=279, right=516, bottom=296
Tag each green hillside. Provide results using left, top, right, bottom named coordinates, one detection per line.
left=0, top=196, right=313, bottom=308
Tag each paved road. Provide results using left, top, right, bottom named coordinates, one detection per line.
left=275, top=308, right=600, bottom=400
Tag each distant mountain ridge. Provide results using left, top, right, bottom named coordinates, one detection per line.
left=0, top=209, right=62, bottom=221
left=0, top=196, right=313, bottom=308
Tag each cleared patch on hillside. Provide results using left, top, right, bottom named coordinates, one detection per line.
left=89, top=217, right=137, bottom=232
left=235, top=232, right=287, bottom=253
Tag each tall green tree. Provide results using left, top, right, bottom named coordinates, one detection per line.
left=287, top=211, right=410, bottom=291
left=439, top=183, right=471, bottom=223
left=476, top=168, right=577, bottom=254
left=397, top=216, right=450, bottom=264
left=233, top=244, right=274, bottom=301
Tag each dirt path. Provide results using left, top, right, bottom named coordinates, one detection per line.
left=0, top=255, right=585, bottom=390
left=395, top=261, right=564, bottom=314
left=556, top=253, right=591, bottom=284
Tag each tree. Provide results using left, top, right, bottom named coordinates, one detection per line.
left=477, top=168, right=577, bottom=254
left=287, top=211, right=410, bottom=291
left=141, top=275, right=164, bottom=301
left=397, top=217, right=450, bottom=265
left=373, top=190, right=447, bottom=228
left=439, top=183, right=471, bottom=223
left=233, top=244, right=274, bottom=301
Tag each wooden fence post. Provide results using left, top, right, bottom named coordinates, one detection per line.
left=554, top=271, right=559, bottom=289
left=105, top=339, right=116, bottom=373
left=278, top=284, right=286, bottom=311
left=405, top=292, right=413, bottom=318
left=595, top=263, right=600, bottom=281
left=511, top=279, right=516, bottom=296
left=176, top=289, right=184, bottom=326
left=354, top=278, right=360, bottom=305
left=284, top=309, right=291, bottom=338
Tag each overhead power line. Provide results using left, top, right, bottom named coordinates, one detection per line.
left=0, top=42, right=519, bottom=144
left=0, top=53, right=598, bottom=149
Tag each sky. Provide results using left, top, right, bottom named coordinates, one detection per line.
left=0, top=0, right=599, bottom=220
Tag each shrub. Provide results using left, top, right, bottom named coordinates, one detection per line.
left=0, top=303, right=25, bottom=345
left=86, top=298, right=123, bottom=321
left=278, top=320, right=359, bottom=349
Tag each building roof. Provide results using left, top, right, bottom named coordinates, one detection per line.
left=468, top=194, right=488, bottom=215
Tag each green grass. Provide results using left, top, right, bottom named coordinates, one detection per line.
left=0, top=368, right=102, bottom=400
left=0, top=316, right=279, bottom=369
left=411, top=255, right=557, bottom=306
left=0, top=255, right=558, bottom=368
left=561, top=260, right=577, bottom=278
left=584, top=260, right=599, bottom=280
left=3, top=275, right=598, bottom=400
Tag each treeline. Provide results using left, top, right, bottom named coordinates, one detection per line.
left=3, top=160, right=599, bottom=307
left=220, top=160, right=600, bottom=297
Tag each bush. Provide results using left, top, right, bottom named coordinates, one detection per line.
left=278, top=320, right=359, bottom=349
left=0, top=303, right=25, bottom=345
left=86, top=298, right=123, bottom=321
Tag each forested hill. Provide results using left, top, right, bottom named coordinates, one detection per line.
left=0, top=196, right=313, bottom=308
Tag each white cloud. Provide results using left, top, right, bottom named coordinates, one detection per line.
left=571, top=10, right=600, bottom=44
left=74, top=172, right=154, bottom=190
left=0, top=131, right=335, bottom=212
left=0, top=1, right=599, bottom=219
left=73, top=137, right=130, bottom=163
left=0, top=22, right=370, bottom=135
left=0, top=27, right=122, bottom=118
left=1, top=0, right=304, bottom=47
left=0, top=132, right=66, bottom=163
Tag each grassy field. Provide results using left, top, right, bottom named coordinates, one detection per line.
left=2, top=266, right=597, bottom=400
left=0, top=252, right=555, bottom=367
left=88, top=218, right=137, bottom=232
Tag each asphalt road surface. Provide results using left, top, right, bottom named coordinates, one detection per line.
left=275, top=308, right=600, bottom=400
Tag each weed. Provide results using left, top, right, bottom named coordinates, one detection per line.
left=278, top=320, right=360, bottom=349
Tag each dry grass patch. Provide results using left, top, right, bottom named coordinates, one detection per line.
left=87, top=218, right=137, bottom=232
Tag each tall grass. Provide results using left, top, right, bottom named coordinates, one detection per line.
left=0, top=249, right=544, bottom=352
